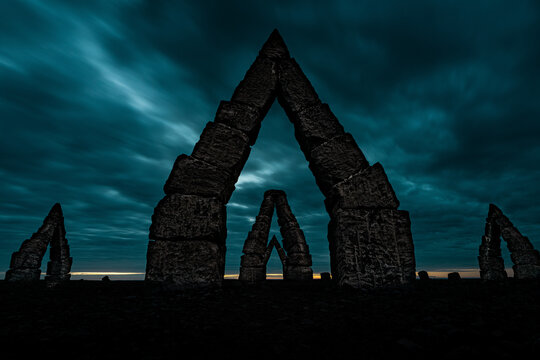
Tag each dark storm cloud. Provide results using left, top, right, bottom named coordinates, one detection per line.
left=1, top=0, right=539, bottom=276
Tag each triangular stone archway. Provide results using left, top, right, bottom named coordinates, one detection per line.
left=146, top=30, right=416, bottom=288
left=5, top=203, right=73, bottom=284
left=263, top=235, right=288, bottom=271
left=239, top=190, right=313, bottom=282
left=478, top=204, right=540, bottom=280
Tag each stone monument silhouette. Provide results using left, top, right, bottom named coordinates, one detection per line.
left=239, top=190, right=313, bottom=282
left=146, top=30, right=415, bottom=288
left=478, top=204, right=540, bottom=280
left=5, top=203, right=72, bottom=284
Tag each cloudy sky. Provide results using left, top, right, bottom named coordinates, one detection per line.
left=1, top=0, right=539, bottom=278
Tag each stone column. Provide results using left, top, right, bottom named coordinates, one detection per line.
left=146, top=32, right=284, bottom=287
left=276, top=41, right=415, bottom=288
left=239, top=192, right=274, bottom=283
left=272, top=190, right=313, bottom=281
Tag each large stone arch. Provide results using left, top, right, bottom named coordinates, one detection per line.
left=478, top=204, right=540, bottom=280
left=146, top=30, right=416, bottom=288
left=239, top=190, right=313, bottom=282
left=5, top=203, right=72, bottom=284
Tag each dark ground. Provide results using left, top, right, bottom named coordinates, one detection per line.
left=1, top=279, right=539, bottom=359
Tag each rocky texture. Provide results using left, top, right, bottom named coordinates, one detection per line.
left=328, top=209, right=415, bottom=288
left=6, top=203, right=72, bottom=283
left=479, top=204, right=540, bottom=280
left=308, top=134, right=370, bottom=196
left=239, top=190, right=313, bottom=282
left=191, top=122, right=251, bottom=180
left=324, top=163, right=400, bottom=215
left=214, top=101, right=261, bottom=146
left=147, top=29, right=415, bottom=289
left=239, top=193, right=275, bottom=282
left=164, top=155, right=236, bottom=203
left=418, top=271, right=430, bottom=281
left=290, top=102, right=345, bottom=160
left=146, top=240, right=225, bottom=287
left=149, top=194, right=226, bottom=243
left=231, top=56, right=277, bottom=116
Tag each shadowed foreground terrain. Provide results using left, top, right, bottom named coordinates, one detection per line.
left=1, top=280, right=539, bottom=359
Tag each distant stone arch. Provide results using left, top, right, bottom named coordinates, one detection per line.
left=146, top=30, right=415, bottom=288
left=5, top=203, right=72, bottom=284
left=478, top=204, right=540, bottom=280
left=239, top=190, right=313, bottom=282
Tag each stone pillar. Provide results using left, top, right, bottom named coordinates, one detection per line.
left=146, top=31, right=284, bottom=287
left=275, top=36, right=415, bottom=288
left=272, top=190, right=313, bottom=281
left=239, top=192, right=274, bottom=283
left=6, top=203, right=72, bottom=283
left=478, top=205, right=507, bottom=280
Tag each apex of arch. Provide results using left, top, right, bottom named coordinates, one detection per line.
left=259, top=29, right=290, bottom=60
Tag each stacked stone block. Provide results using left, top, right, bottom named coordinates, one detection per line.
left=239, top=192, right=275, bottom=282
left=239, top=190, right=313, bottom=282
left=479, top=204, right=540, bottom=280
left=6, top=203, right=72, bottom=284
left=273, top=33, right=415, bottom=288
left=147, top=29, right=415, bottom=288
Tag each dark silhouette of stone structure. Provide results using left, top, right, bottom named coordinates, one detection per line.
left=263, top=235, right=288, bottom=271
left=448, top=272, right=461, bottom=281
left=239, top=190, right=313, bottom=282
left=478, top=204, right=540, bottom=280
left=418, top=271, right=430, bottom=281
left=146, top=29, right=415, bottom=288
left=5, top=203, right=72, bottom=284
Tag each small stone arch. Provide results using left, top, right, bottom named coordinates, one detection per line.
left=5, top=203, right=73, bottom=284
left=145, top=30, right=415, bottom=288
left=239, top=190, right=313, bottom=282
left=478, top=204, right=540, bottom=280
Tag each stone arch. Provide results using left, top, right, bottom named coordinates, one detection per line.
left=239, top=190, right=313, bottom=282
left=146, top=30, right=415, bottom=288
left=5, top=203, right=72, bottom=283
left=478, top=204, right=540, bottom=280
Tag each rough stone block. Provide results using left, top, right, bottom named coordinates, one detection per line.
left=277, top=58, right=319, bottom=115
left=214, top=101, right=261, bottom=146
left=46, top=257, right=73, bottom=275
left=280, top=225, right=307, bottom=253
left=328, top=209, right=407, bottom=288
left=325, top=163, right=400, bottom=215
left=250, top=215, right=272, bottom=233
left=149, top=194, right=226, bottom=243
left=510, top=249, right=540, bottom=266
left=284, top=266, right=313, bottom=281
left=164, top=154, right=236, bottom=203
left=287, top=253, right=312, bottom=266
left=231, top=56, right=277, bottom=115
left=513, top=264, right=540, bottom=279
left=191, top=122, right=251, bottom=180
left=291, top=102, right=345, bottom=159
left=242, top=230, right=269, bottom=255
left=394, top=210, right=416, bottom=283
left=239, top=266, right=266, bottom=283
left=309, top=133, right=370, bottom=196
left=240, top=254, right=265, bottom=267
left=5, top=268, right=41, bottom=281
left=145, top=240, right=224, bottom=286
left=9, top=250, right=43, bottom=269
